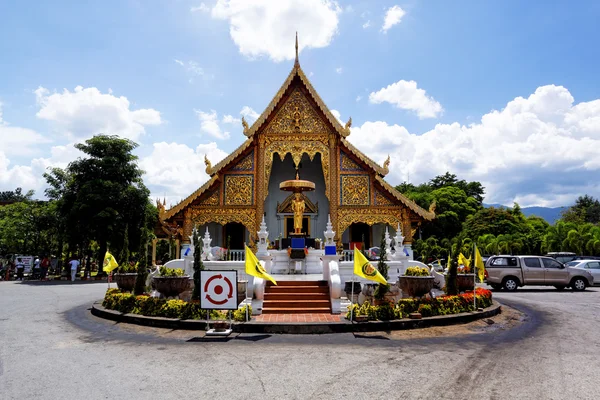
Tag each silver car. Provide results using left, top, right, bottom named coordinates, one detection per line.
left=566, top=260, right=600, bottom=286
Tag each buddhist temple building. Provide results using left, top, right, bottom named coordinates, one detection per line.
left=155, top=37, right=434, bottom=262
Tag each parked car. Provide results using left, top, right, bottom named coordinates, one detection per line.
left=429, top=259, right=446, bottom=272
left=367, top=247, right=381, bottom=261
left=571, top=255, right=600, bottom=261
left=485, top=255, right=594, bottom=291
left=565, top=259, right=600, bottom=286
left=545, top=252, right=577, bottom=264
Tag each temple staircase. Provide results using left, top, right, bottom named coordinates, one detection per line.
left=262, top=280, right=331, bottom=314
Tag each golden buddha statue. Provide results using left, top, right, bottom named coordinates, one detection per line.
left=291, top=193, right=305, bottom=234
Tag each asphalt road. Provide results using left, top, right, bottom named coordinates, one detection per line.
left=1, top=280, right=599, bottom=400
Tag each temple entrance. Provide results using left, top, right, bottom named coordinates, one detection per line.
left=224, top=222, right=245, bottom=249
left=350, top=223, right=371, bottom=249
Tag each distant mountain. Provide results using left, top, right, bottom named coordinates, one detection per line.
left=484, top=204, right=565, bottom=224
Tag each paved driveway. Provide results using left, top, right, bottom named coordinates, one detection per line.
left=1, top=281, right=599, bottom=400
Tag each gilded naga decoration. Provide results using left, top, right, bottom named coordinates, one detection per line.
left=382, top=155, right=390, bottom=176
left=242, top=116, right=250, bottom=137
left=204, top=154, right=213, bottom=175
left=342, top=117, right=352, bottom=137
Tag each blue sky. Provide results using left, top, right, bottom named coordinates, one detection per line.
left=1, top=0, right=599, bottom=208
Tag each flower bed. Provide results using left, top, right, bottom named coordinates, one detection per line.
left=346, top=288, right=493, bottom=320
left=101, top=288, right=251, bottom=321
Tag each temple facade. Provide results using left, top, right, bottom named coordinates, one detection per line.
left=156, top=45, right=434, bottom=260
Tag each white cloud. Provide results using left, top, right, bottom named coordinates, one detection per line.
left=195, top=109, right=230, bottom=139
left=382, top=5, right=405, bottom=33
left=210, top=0, right=341, bottom=62
left=35, top=86, right=162, bottom=141
left=330, top=109, right=343, bottom=124
left=0, top=143, right=82, bottom=196
left=240, top=105, right=259, bottom=122
left=222, top=114, right=241, bottom=124
left=140, top=141, right=228, bottom=199
left=335, top=67, right=343, bottom=74
left=355, top=95, right=362, bottom=102
left=174, top=59, right=212, bottom=83
left=190, top=3, right=210, bottom=13
left=362, top=20, right=371, bottom=29
left=351, top=84, right=600, bottom=207
left=369, top=79, right=443, bottom=119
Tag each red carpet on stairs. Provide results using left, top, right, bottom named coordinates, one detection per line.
left=262, top=280, right=331, bottom=314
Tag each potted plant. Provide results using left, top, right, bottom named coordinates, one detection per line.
left=152, top=267, right=190, bottom=298
left=456, top=262, right=475, bottom=292
left=398, top=266, right=435, bottom=298
left=113, top=261, right=139, bottom=292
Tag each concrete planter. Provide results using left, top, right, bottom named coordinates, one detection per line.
left=456, top=274, right=476, bottom=292
left=152, top=276, right=191, bottom=298
left=114, top=273, right=138, bottom=292
left=237, top=280, right=247, bottom=305
left=398, top=276, right=435, bottom=298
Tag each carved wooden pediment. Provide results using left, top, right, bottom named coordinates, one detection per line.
left=277, top=192, right=318, bottom=214
left=263, top=88, right=331, bottom=135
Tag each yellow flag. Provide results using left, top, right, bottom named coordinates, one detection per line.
left=353, top=248, right=388, bottom=285
left=102, top=251, right=119, bottom=272
left=447, top=254, right=451, bottom=271
left=245, top=245, right=277, bottom=285
left=475, top=245, right=485, bottom=283
left=458, top=252, right=471, bottom=268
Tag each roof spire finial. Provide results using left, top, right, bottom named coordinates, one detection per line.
left=295, top=31, right=299, bottom=65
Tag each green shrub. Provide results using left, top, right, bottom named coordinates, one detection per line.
left=233, top=305, right=252, bottom=321
left=397, top=298, right=419, bottom=314
left=404, top=267, right=431, bottom=277
left=159, top=267, right=185, bottom=277
left=376, top=301, right=395, bottom=320
left=417, top=304, right=433, bottom=317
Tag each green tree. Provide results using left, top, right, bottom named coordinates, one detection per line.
left=0, top=187, right=34, bottom=203
left=45, top=135, right=152, bottom=275
left=561, top=195, right=600, bottom=224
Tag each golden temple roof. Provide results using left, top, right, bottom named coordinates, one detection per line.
left=162, top=40, right=433, bottom=222
left=375, top=175, right=436, bottom=220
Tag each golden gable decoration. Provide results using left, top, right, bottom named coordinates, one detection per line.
left=340, top=151, right=364, bottom=172
left=224, top=175, right=253, bottom=206
left=263, top=89, right=331, bottom=135
left=341, top=175, right=370, bottom=206
left=232, top=151, right=254, bottom=171
left=198, top=189, right=220, bottom=206
left=374, top=189, right=395, bottom=206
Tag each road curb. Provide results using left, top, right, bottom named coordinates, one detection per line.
left=91, top=301, right=502, bottom=334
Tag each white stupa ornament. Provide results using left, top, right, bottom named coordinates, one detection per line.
left=393, top=223, right=405, bottom=257
left=324, top=214, right=335, bottom=245
left=256, top=215, right=270, bottom=257
left=202, top=226, right=213, bottom=261
left=384, top=226, right=392, bottom=260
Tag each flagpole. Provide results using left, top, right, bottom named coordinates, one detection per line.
left=473, top=244, right=477, bottom=310
left=350, top=278, right=355, bottom=323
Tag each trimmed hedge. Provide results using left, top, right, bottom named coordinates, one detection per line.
left=346, top=288, right=493, bottom=320
left=102, top=288, right=252, bottom=321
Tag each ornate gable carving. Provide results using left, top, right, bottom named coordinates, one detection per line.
left=374, top=189, right=395, bottom=206
left=263, top=89, right=331, bottom=135
left=198, top=189, right=220, bottom=206
left=277, top=193, right=318, bottom=214
left=231, top=150, right=254, bottom=171
left=340, top=151, right=364, bottom=172
left=340, top=175, right=370, bottom=206
left=224, top=175, right=254, bottom=205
